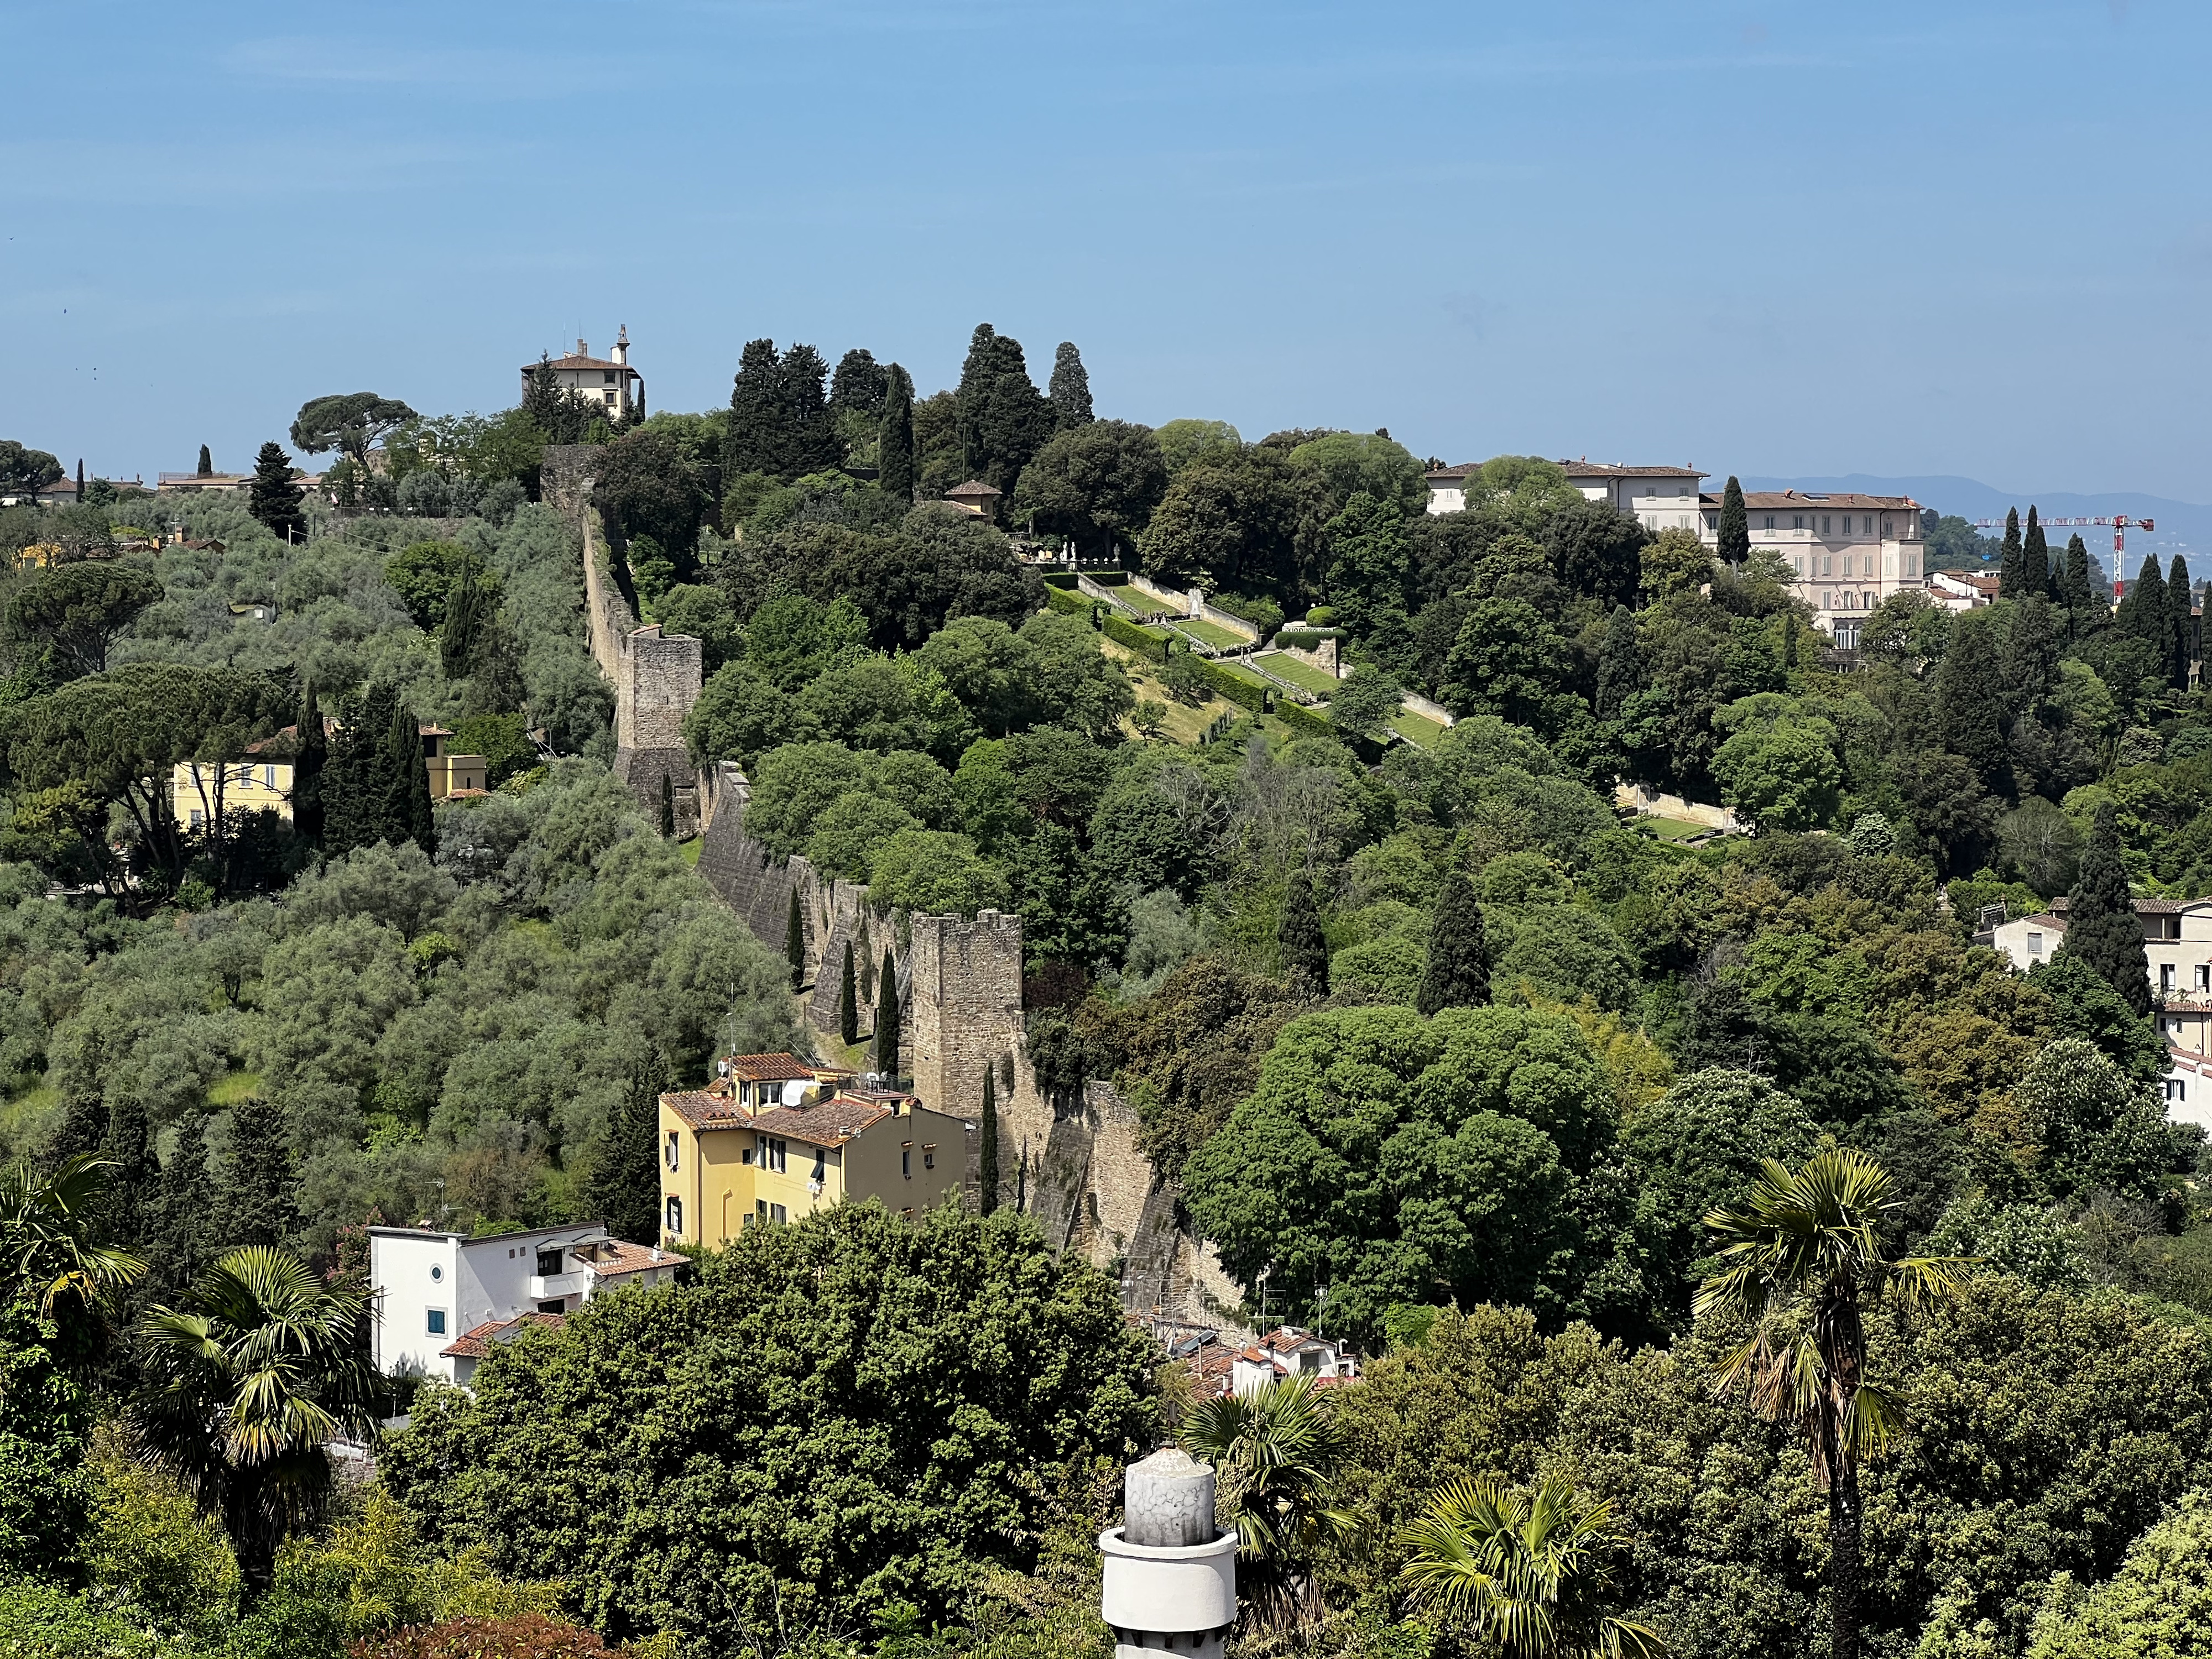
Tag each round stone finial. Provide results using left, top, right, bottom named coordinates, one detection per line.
left=1124, top=1446, right=1218, bottom=1548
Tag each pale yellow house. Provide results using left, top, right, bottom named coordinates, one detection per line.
left=171, top=759, right=294, bottom=828
left=658, top=1052, right=968, bottom=1247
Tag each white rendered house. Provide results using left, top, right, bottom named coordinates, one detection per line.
left=1697, top=488, right=1925, bottom=649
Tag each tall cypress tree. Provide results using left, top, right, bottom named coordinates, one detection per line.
left=1593, top=604, right=1641, bottom=721
left=323, top=684, right=398, bottom=855
left=978, top=1062, right=999, bottom=1216
left=1048, top=342, right=1094, bottom=430
left=874, top=946, right=901, bottom=1079
left=247, top=441, right=305, bottom=542
left=2121, top=554, right=2166, bottom=652
left=838, top=941, right=858, bottom=1045
left=150, top=1109, right=216, bottom=1304
left=1717, top=477, right=1750, bottom=568
left=2058, top=533, right=2093, bottom=624
left=222, top=1094, right=300, bottom=1248
left=2168, top=553, right=2194, bottom=690
left=2061, top=802, right=2151, bottom=1017
left=384, top=701, right=435, bottom=855
left=293, top=680, right=326, bottom=846
left=2022, top=505, right=2048, bottom=601
left=1277, top=873, right=1329, bottom=994
left=99, top=1092, right=155, bottom=1254
left=878, top=364, right=916, bottom=500
left=1997, top=507, right=2025, bottom=598
left=1933, top=611, right=2008, bottom=791
left=659, top=774, right=675, bottom=837
left=196, top=444, right=213, bottom=477
left=785, top=889, right=805, bottom=989
left=440, top=552, right=483, bottom=680
left=586, top=1045, right=667, bottom=1244
left=726, top=338, right=785, bottom=480
left=1415, top=870, right=1491, bottom=1015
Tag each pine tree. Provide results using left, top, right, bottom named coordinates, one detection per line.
left=2022, top=505, right=2048, bottom=601
left=659, top=774, right=675, bottom=837
left=2168, top=553, right=2194, bottom=690
left=1997, top=507, right=2025, bottom=598
left=1934, top=612, right=2008, bottom=791
left=196, top=444, right=213, bottom=477
left=1048, top=342, right=1094, bottom=430
left=874, top=946, right=901, bottom=1079
left=2061, top=802, right=2151, bottom=1017
left=1277, top=873, right=1329, bottom=994
left=222, top=1094, right=300, bottom=1248
left=150, top=1110, right=216, bottom=1304
left=287, top=680, right=325, bottom=846
left=978, top=1062, right=999, bottom=1216
left=440, top=552, right=483, bottom=680
left=878, top=364, right=916, bottom=500
left=1717, top=477, right=1750, bottom=567
left=1415, top=870, right=1491, bottom=1015
left=838, top=941, right=858, bottom=1045
left=247, top=441, right=305, bottom=542
left=1593, top=604, right=1641, bottom=720
left=586, top=1046, right=667, bottom=1244
left=785, top=889, right=805, bottom=989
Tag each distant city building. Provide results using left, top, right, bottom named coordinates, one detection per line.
left=1697, top=488, right=1925, bottom=649
left=943, top=479, right=1004, bottom=519
left=1926, top=570, right=1999, bottom=613
left=522, top=327, right=644, bottom=418
left=1422, top=460, right=1704, bottom=522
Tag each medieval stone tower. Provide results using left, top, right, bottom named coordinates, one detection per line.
left=908, top=910, right=1028, bottom=1123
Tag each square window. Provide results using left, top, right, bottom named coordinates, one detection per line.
left=426, top=1308, right=446, bottom=1335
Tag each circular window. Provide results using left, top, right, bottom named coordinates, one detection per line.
left=430, top=1264, right=444, bottom=1282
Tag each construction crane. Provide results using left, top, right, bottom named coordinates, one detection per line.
left=1969, top=514, right=2156, bottom=599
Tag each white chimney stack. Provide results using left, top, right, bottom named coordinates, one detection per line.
left=1099, top=1448, right=1237, bottom=1659
left=612, top=325, right=629, bottom=367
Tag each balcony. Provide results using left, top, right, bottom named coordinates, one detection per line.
left=528, top=1271, right=586, bottom=1300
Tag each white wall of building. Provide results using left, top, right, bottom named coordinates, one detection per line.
left=369, top=1223, right=613, bottom=1381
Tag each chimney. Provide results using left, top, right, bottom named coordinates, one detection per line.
left=577, top=337, right=589, bottom=358
left=612, top=325, right=629, bottom=367
left=1099, top=1448, right=1236, bottom=1659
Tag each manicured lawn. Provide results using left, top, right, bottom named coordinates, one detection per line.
left=1210, top=658, right=1271, bottom=687
left=1256, top=651, right=1340, bottom=697
left=1388, top=709, right=1446, bottom=749
left=1176, top=616, right=1250, bottom=648
left=1138, top=623, right=1180, bottom=645
left=1641, top=815, right=1709, bottom=843
left=208, top=1069, right=264, bottom=1106
left=1118, top=590, right=1186, bottom=618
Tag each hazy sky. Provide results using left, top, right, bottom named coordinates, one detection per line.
left=8, top=1, right=2209, bottom=499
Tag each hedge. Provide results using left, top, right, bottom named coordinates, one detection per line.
left=1276, top=628, right=1342, bottom=651
left=1195, top=657, right=1267, bottom=714
left=1091, top=570, right=1131, bottom=587
left=1044, top=584, right=1096, bottom=619
left=1276, top=698, right=1334, bottom=738
left=1043, top=571, right=1079, bottom=590
left=1102, top=611, right=1168, bottom=663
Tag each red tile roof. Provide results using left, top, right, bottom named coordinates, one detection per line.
left=1558, top=461, right=1705, bottom=479
left=748, top=1094, right=894, bottom=1149
left=573, top=1239, right=676, bottom=1279
left=944, top=479, right=1003, bottom=499
left=439, top=1311, right=563, bottom=1359
left=727, top=1052, right=817, bottom=1083
left=530, top=353, right=639, bottom=375
left=661, top=1088, right=748, bottom=1128
left=1715, top=489, right=1920, bottom=510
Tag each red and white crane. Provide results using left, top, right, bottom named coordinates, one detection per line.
left=1970, top=514, right=2156, bottom=598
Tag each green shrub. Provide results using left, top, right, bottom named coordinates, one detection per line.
left=1100, top=612, right=1167, bottom=663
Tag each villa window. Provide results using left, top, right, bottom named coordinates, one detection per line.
left=664, top=1131, right=679, bottom=1172
left=2168, top=1079, right=2188, bottom=1103
left=2197, top=965, right=2209, bottom=992
left=923, top=1144, right=936, bottom=1170
left=665, top=1196, right=682, bottom=1234
left=2027, top=932, right=2043, bottom=956
left=1822, top=516, right=1831, bottom=534
left=1765, top=515, right=1776, bottom=529
left=2162, top=964, right=2177, bottom=993
left=902, top=1147, right=912, bottom=1179
left=426, top=1308, right=446, bottom=1335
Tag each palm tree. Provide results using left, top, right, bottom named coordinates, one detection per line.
left=0, top=1152, right=145, bottom=1316
left=131, top=1245, right=381, bottom=1601
left=1180, top=1375, right=1355, bottom=1630
left=1398, top=1475, right=1664, bottom=1659
left=1692, top=1149, right=1977, bottom=1659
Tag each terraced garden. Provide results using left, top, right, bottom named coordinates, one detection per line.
left=1255, top=651, right=1340, bottom=697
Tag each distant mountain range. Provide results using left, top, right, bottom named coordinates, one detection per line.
left=1741, top=473, right=2205, bottom=582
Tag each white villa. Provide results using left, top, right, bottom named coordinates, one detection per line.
left=1695, top=488, right=1926, bottom=649
left=521, top=327, right=644, bottom=419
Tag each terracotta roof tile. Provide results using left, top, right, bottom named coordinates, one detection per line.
left=726, top=1052, right=816, bottom=1083
left=944, top=479, right=1003, bottom=498
left=440, top=1311, right=563, bottom=1360
left=1557, top=461, right=1705, bottom=478
left=573, top=1239, right=677, bottom=1278
left=748, top=1095, right=893, bottom=1149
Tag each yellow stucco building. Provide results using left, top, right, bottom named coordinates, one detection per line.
left=658, top=1052, right=969, bottom=1246
left=171, top=759, right=294, bottom=827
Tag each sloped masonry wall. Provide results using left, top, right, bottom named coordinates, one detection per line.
left=576, top=495, right=703, bottom=833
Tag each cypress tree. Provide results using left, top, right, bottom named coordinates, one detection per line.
left=150, top=1109, right=215, bottom=1303
left=2121, top=553, right=2166, bottom=651
left=440, top=552, right=483, bottom=680
left=2060, top=802, right=2151, bottom=1017
left=1781, top=610, right=1799, bottom=669
left=838, top=941, right=858, bottom=1045
left=1415, top=870, right=1491, bottom=1015
left=585, top=1045, right=667, bottom=1244
left=878, top=363, right=916, bottom=501
left=99, top=1092, right=155, bottom=1253
left=2022, top=505, right=2048, bottom=601
left=2059, top=533, right=2094, bottom=624
left=196, top=444, right=213, bottom=477
left=1593, top=604, right=1641, bottom=720
left=874, top=946, right=900, bottom=1079
left=659, top=774, right=675, bottom=838
left=978, top=1062, right=999, bottom=1216
left=247, top=441, right=305, bottom=542
left=1277, top=873, right=1329, bottom=994
left=1933, top=611, right=2008, bottom=791
left=74, top=458, right=84, bottom=501
left=1997, top=507, right=2024, bottom=598
left=1717, top=477, right=1750, bottom=568
left=385, top=700, right=435, bottom=855
left=785, top=889, right=805, bottom=989
left=726, top=338, right=785, bottom=479
left=222, top=1093, right=300, bottom=1248
left=1048, top=342, right=1094, bottom=430
left=293, top=680, right=326, bottom=846
left=323, top=684, right=397, bottom=855
left=2168, top=553, right=2194, bottom=690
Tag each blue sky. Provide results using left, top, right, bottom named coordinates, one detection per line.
left=8, top=1, right=2210, bottom=503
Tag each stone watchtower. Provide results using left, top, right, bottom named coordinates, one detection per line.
left=907, top=909, right=1026, bottom=1121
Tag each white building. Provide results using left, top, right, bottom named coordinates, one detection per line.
left=1227, top=1327, right=1358, bottom=1397
left=1926, top=570, right=1999, bottom=614
left=1421, top=459, right=1705, bottom=521
left=521, top=327, right=644, bottom=418
left=368, top=1223, right=680, bottom=1384
left=1697, top=488, right=1925, bottom=649
left=1983, top=896, right=2212, bottom=1131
